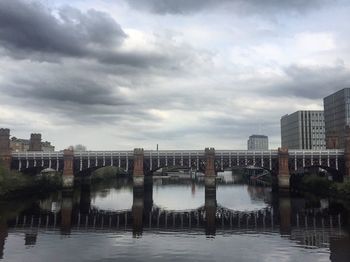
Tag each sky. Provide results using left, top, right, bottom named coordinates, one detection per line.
left=1, top=0, right=350, bottom=150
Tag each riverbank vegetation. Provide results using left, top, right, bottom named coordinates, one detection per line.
left=0, top=164, right=62, bottom=199
left=330, top=182, right=350, bottom=201
left=291, top=174, right=350, bottom=200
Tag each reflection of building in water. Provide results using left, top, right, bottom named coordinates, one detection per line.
left=246, top=185, right=271, bottom=203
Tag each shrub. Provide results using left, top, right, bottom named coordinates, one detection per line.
left=330, top=181, right=350, bottom=200
left=0, top=164, right=62, bottom=198
left=300, top=175, right=332, bottom=196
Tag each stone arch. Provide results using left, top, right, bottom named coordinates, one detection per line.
left=73, top=157, right=132, bottom=176
left=74, top=166, right=130, bottom=177
left=14, top=158, right=63, bottom=174
left=143, top=159, right=206, bottom=174
left=18, top=166, right=49, bottom=175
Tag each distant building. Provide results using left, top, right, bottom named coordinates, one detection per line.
left=323, top=88, right=350, bottom=149
left=10, top=137, right=29, bottom=152
left=281, top=110, right=325, bottom=150
left=247, top=135, right=269, bottom=150
left=10, top=137, right=55, bottom=152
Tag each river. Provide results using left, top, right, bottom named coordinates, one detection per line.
left=0, top=176, right=349, bottom=262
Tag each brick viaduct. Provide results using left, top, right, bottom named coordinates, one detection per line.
left=1, top=128, right=350, bottom=189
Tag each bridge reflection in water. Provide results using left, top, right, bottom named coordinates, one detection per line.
left=1, top=180, right=350, bottom=261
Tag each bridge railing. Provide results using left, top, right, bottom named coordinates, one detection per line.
left=12, top=151, right=64, bottom=159
left=10, top=149, right=345, bottom=161
left=289, top=149, right=344, bottom=156
left=73, top=151, right=133, bottom=158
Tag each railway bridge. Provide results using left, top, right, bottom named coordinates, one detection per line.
left=1, top=128, right=350, bottom=188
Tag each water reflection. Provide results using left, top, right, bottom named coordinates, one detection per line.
left=0, top=178, right=350, bottom=261
left=0, top=223, right=7, bottom=259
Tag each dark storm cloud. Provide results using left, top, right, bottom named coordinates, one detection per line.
left=97, top=50, right=169, bottom=68
left=0, top=0, right=188, bottom=67
left=0, top=60, right=138, bottom=125
left=0, top=0, right=126, bottom=56
left=0, top=59, right=173, bottom=126
left=8, top=77, right=128, bottom=106
left=268, top=63, right=350, bottom=99
left=126, top=0, right=333, bottom=15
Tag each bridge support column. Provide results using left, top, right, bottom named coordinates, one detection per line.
left=205, top=148, right=216, bottom=187
left=61, top=191, right=73, bottom=235
left=63, top=149, right=74, bottom=188
left=278, top=147, right=290, bottom=189
left=279, top=194, right=291, bottom=236
left=133, top=148, right=144, bottom=187
left=132, top=186, right=144, bottom=237
left=0, top=128, right=11, bottom=170
left=205, top=184, right=216, bottom=236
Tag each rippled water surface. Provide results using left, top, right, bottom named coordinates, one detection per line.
left=0, top=177, right=349, bottom=262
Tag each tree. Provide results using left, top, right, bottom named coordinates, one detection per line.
left=67, top=144, right=87, bottom=151
left=74, top=144, right=87, bottom=151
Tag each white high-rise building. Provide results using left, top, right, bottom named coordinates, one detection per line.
left=247, top=135, right=269, bottom=150
left=323, top=88, right=350, bottom=149
left=281, top=110, right=325, bottom=150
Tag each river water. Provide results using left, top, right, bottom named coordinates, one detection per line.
left=0, top=176, right=349, bottom=262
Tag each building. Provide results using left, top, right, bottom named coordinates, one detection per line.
left=10, top=137, right=30, bottom=152
left=281, top=110, right=325, bottom=150
left=323, top=88, right=350, bottom=149
left=247, top=135, right=269, bottom=150
left=10, top=137, right=55, bottom=152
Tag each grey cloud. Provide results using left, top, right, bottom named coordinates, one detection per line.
left=0, top=0, right=140, bottom=65
left=126, top=0, right=333, bottom=15
left=96, top=50, right=169, bottom=68
left=130, top=110, right=280, bottom=141
left=267, top=63, right=350, bottom=99
left=0, top=0, right=126, bottom=57
left=8, top=77, right=128, bottom=106
left=0, top=0, right=197, bottom=69
left=0, top=62, right=137, bottom=125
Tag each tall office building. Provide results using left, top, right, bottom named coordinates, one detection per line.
left=324, top=88, right=350, bottom=149
left=281, top=110, right=325, bottom=150
left=247, top=135, right=269, bottom=150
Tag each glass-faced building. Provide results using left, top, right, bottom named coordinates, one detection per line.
left=281, top=111, right=326, bottom=150
left=247, top=135, right=269, bottom=150
left=324, top=88, right=350, bottom=149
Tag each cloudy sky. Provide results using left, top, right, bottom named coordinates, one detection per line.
left=1, top=0, right=350, bottom=150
